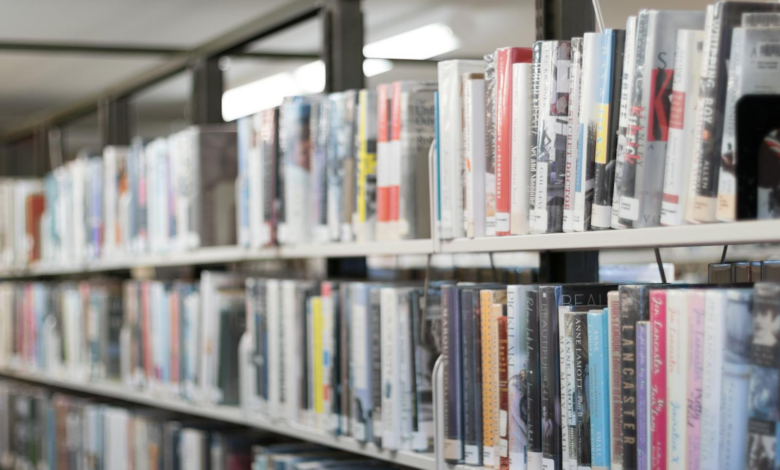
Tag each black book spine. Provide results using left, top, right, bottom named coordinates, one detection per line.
left=443, top=284, right=463, bottom=462
left=619, top=285, right=649, bottom=470
left=461, top=290, right=477, bottom=462
left=472, top=288, right=484, bottom=463
left=369, top=288, right=383, bottom=447
left=526, top=287, right=543, bottom=461
left=540, top=286, right=562, bottom=470
left=573, top=312, right=591, bottom=467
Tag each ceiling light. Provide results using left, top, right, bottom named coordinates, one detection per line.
left=363, top=59, right=394, bottom=77
left=363, top=23, right=461, bottom=60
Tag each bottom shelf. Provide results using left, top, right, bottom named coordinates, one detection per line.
left=0, top=369, right=435, bottom=470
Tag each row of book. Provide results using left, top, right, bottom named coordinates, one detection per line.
left=436, top=1, right=780, bottom=239
left=236, top=84, right=435, bottom=247
left=441, top=281, right=780, bottom=470
left=0, top=382, right=404, bottom=470
left=0, top=126, right=239, bottom=269
left=0, top=275, right=444, bottom=453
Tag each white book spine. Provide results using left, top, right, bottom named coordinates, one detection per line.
left=698, top=290, right=724, bottom=470
left=532, top=43, right=552, bottom=234
left=380, top=287, right=401, bottom=449
left=563, top=40, right=583, bottom=234
left=666, top=290, right=688, bottom=470
left=558, top=306, right=574, bottom=470
left=573, top=33, right=601, bottom=232
left=104, top=149, right=117, bottom=257
left=661, top=30, right=705, bottom=227
left=511, top=63, right=533, bottom=236
left=464, top=77, right=487, bottom=238
left=281, top=281, right=299, bottom=421
left=266, top=279, right=281, bottom=418
left=398, top=291, right=414, bottom=449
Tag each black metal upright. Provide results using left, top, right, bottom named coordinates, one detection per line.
left=98, top=96, right=132, bottom=147
left=538, top=0, right=596, bottom=40
left=190, top=57, right=225, bottom=125
left=321, top=0, right=365, bottom=93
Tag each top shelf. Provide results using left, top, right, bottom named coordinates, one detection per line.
left=2, top=220, right=780, bottom=279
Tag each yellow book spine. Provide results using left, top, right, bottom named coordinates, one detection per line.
left=481, top=289, right=507, bottom=468
left=357, top=90, right=377, bottom=228
left=312, top=296, right=324, bottom=415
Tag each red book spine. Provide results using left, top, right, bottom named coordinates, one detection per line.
left=376, top=84, right=390, bottom=225
left=25, top=194, right=45, bottom=263
left=390, top=81, right=403, bottom=226
left=650, top=290, right=667, bottom=470
left=498, top=315, right=509, bottom=470
left=141, top=282, right=152, bottom=381
left=496, top=48, right=533, bottom=236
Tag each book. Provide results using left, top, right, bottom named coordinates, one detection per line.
left=437, top=60, right=484, bottom=240
left=718, top=25, right=780, bottom=222
left=498, top=313, right=509, bottom=470
left=495, top=47, right=533, bottom=236
left=746, top=283, right=780, bottom=470
left=349, top=283, right=372, bottom=443
left=411, top=285, right=443, bottom=452
left=529, top=43, right=542, bottom=234
left=611, top=16, right=638, bottom=231
left=464, top=74, right=487, bottom=238
left=442, top=284, right=464, bottom=462
left=699, top=289, right=726, bottom=470
left=507, top=285, right=530, bottom=468
left=660, top=30, right=705, bottom=227
left=563, top=38, right=583, bottom=234
left=649, top=290, right=667, bottom=470
left=690, top=1, right=780, bottom=223
left=559, top=306, right=577, bottom=470
left=485, top=53, right=497, bottom=237
left=311, top=98, right=330, bottom=242
left=356, top=90, right=378, bottom=243
left=589, top=309, right=611, bottom=470
left=482, top=289, right=508, bottom=468
left=511, top=63, right=533, bottom=236
left=636, top=320, right=651, bottom=470
left=606, top=290, right=623, bottom=470
left=532, top=41, right=571, bottom=235
left=618, top=10, right=705, bottom=229
left=526, top=286, right=543, bottom=470
left=572, top=310, right=590, bottom=470
left=573, top=33, right=603, bottom=233
left=461, top=288, right=483, bottom=465
left=278, top=97, right=313, bottom=244
left=686, top=291, right=706, bottom=470
left=591, top=29, right=626, bottom=230
left=666, top=289, right=689, bottom=470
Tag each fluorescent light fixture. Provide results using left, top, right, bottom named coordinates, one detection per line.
left=363, top=23, right=460, bottom=60
left=363, top=58, right=394, bottom=77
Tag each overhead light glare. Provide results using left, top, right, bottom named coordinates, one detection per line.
left=363, top=23, right=460, bottom=60
left=363, top=58, right=394, bottom=77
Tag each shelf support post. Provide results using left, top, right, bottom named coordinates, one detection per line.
left=537, top=0, right=595, bottom=40
left=98, top=96, right=132, bottom=147
left=190, top=56, right=224, bottom=125
left=320, top=0, right=364, bottom=93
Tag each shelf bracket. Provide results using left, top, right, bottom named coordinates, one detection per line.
left=721, top=245, right=729, bottom=263
left=654, top=248, right=667, bottom=284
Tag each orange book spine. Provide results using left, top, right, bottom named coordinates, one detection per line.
left=498, top=314, right=510, bottom=470
left=389, top=81, right=403, bottom=226
left=377, top=84, right=391, bottom=225
left=481, top=289, right=507, bottom=469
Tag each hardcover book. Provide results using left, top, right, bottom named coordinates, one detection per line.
left=563, top=38, right=583, bottom=233
left=636, top=320, right=651, bottom=470
left=589, top=309, right=612, bottom=470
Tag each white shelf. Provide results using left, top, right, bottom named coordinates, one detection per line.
left=279, top=239, right=436, bottom=258
left=0, top=369, right=436, bottom=470
left=441, top=219, right=780, bottom=253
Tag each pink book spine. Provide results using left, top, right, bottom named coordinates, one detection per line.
left=650, top=290, right=667, bottom=470
left=686, top=291, right=706, bottom=470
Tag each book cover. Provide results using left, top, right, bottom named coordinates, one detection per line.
left=619, top=285, right=650, bottom=470
left=611, top=16, right=638, bottom=230
left=563, top=38, right=583, bottom=233
left=437, top=60, right=484, bottom=239
left=311, top=98, right=330, bottom=242
left=573, top=33, right=603, bottom=233
left=606, top=290, right=623, bottom=470
left=649, top=290, right=667, bottom=470
left=690, top=1, right=780, bottom=222
left=411, top=286, right=444, bottom=451
left=340, top=91, right=359, bottom=242
left=533, top=41, right=571, bottom=235
left=572, top=310, right=590, bottom=470
left=278, top=97, right=313, bottom=244
left=559, top=306, right=578, bottom=470
left=376, top=84, right=391, bottom=240
left=326, top=94, right=345, bottom=242
left=591, top=29, right=626, bottom=230
left=718, top=26, right=780, bottom=222
left=529, top=43, right=543, bottom=231
left=482, top=289, right=508, bottom=468
left=526, top=286, right=543, bottom=470
left=349, top=283, right=372, bottom=443
left=636, top=320, right=651, bottom=470
left=495, top=47, right=533, bottom=236
left=369, top=286, right=383, bottom=448
left=589, top=309, right=611, bottom=470
left=442, top=284, right=464, bottom=462
left=510, top=63, right=534, bottom=236
left=356, top=90, right=378, bottom=243
left=686, top=291, right=706, bottom=470
left=498, top=313, right=510, bottom=470
left=461, top=289, right=483, bottom=465
left=699, top=289, right=726, bottom=470
left=540, top=286, right=562, bottom=470
left=485, top=53, right=498, bottom=237
left=666, top=290, right=689, bottom=470
left=619, top=10, right=705, bottom=228
left=747, top=283, right=780, bottom=470
left=507, top=285, right=530, bottom=469
left=464, top=74, right=487, bottom=238
left=660, top=30, right=704, bottom=227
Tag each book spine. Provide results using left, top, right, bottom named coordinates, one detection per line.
left=686, top=291, right=705, bottom=470
left=573, top=312, right=590, bottom=469
left=531, top=42, right=552, bottom=235
left=636, top=321, right=651, bottom=470
left=311, top=100, right=329, bottom=242
left=376, top=84, right=392, bottom=239
left=526, top=288, right=543, bottom=470
left=649, top=290, right=667, bottom=470
left=559, top=307, right=577, bottom=470
left=747, top=283, right=780, bottom=470
left=498, top=315, right=510, bottom=470
left=349, top=285, right=370, bottom=442
left=400, top=87, right=436, bottom=240
left=539, top=286, right=561, bottom=470
left=312, top=296, right=324, bottom=427
left=356, top=90, right=378, bottom=243
left=381, top=288, right=401, bottom=449
left=607, top=291, right=623, bottom=470
left=461, top=291, right=480, bottom=465
left=661, top=30, right=704, bottom=227
left=529, top=43, right=543, bottom=231
left=398, top=289, right=414, bottom=448
left=591, top=30, right=625, bottom=230
left=574, top=33, right=603, bottom=232
left=619, top=286, right=642, bottom=470
left=507, top=286, right=529, bottom=470
left=474, top=292, right=485, bottom=465
left=718, top=289, right=753, bottom=470
left=666, top=290, right=689, bottom=470
left=510, top=63, right=533, bottom=236
left=442, top=285, right=463, bottom=462
left=590, top=310, right=611, bottom=470
left=369, top=289, right=383, bottom=447
left=698, top=290, right=725, bottom=470
left=563, top=38, right=583, bottom=233
left=485, top=53, right=498, bottom=237
left=496, top=48, right=512, bottom=236
left=464, top=78, right=486, bottom=238
left=482, top=291, right=501, bottom=468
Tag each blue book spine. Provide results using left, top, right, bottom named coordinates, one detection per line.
left=635, top=320, right=649, bottom=470
left=588, top=308, right=611, bottom=470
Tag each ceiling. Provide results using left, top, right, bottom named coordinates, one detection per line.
left=0, top=0, right=535, bottom=157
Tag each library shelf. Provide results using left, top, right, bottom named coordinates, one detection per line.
left=0, top=368, right=437, bottom=470
left=440, top=219, right=780, bottom=254
left=278, top=238, right=436, bottom=258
